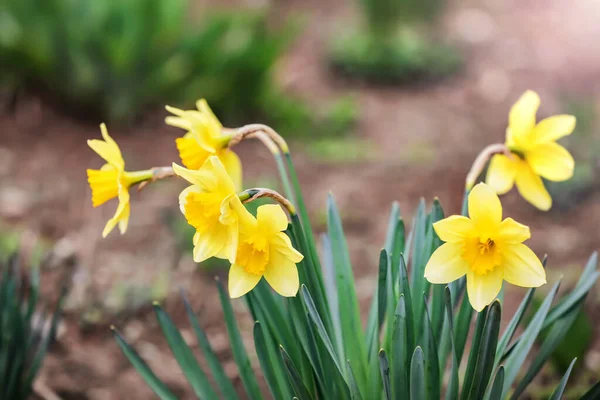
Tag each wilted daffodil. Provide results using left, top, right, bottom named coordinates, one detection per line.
left=229, top=204, right=303, bottom=298
left=486, top=90, right=576, bottom=210
left=425, top=183, right=546, bottom=311
left=173, top=156, right=243, bottom=263
left=87, top=124, right=152, bottom=238
left=166, top=99, right=242, bottom=190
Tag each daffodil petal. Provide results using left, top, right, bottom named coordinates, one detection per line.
left=468, top=183, right=502, bottom=234
left=214, top=221, right=239, bottom=263
left=172, top=162, right=217, bottom=191
left=433, top=216, right=477, bottom=243
left=508, top=90, right=540, bottom=143
left=496, top=218, right=530, bottom=244
left=228, top=264, right=261, bottom=298
left=271, top=232, right=304, bottom=263
left=533, top=115, right=576, bottom=144
left=424, top=243, right=469, bottom=284
left=526, top=142, right=574, bottom=182
left=219, top=150, right=242, bottom=191
left=257, top=204, right=289, bottom=235
left=486, top=154, right=517, bottom=195
left=208, top=156, right=236, bottom=194
left=176, top=136, right=212, bottom=170
left=264, top=251, right=300, bottom=297
left=178, top=185, right=201, bottom=214
left=466, top=268, right=503, bottom=312
left=501, top=243, right=546, bottom=287
left=515, top=162, right=552, bottom=211
left=197, top=99, right=222, bottom=131
left=102, top=191, right=130, bottom=238
left=165, top=116, right=193, bottom=131
left=193, top=224, right=231, bottom=262
left=118, top=203, right=130, bottom=234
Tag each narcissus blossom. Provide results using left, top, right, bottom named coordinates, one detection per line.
left=424, top=183, right=546, bottom=311
left=87, top=124, right=149, bottom=238
left=486, top=90, right=576, bottom=210
left=167, top=99, right=242, bottom=190
left=173, top=156, right=242, bottom=263
left=228, top=204, right=303, bottom=298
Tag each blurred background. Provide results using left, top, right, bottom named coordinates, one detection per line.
left=1, top=0, right=599, bottom=398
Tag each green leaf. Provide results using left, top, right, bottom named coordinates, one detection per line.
left=392, top=295, right=409, bottom=400
left=377, top=249, right=389, bottom=334
left=487, top=367, right=504, bottom=400
left=548, top=358, right=576, bottom=400
left=460, top=306, right=489, bottom=400
left=398, top=255, right=415, bottom=352
left=112, top=328, right=178, bottom=400
left=153, top=303, right=218, bottom=399
left=454, top=288, right=473, bottom=367
left=467, top=300, right=501, bottom=400
left=495, top=288, right=535, bottom=367
left=181, top=291, right=239, bottom=399
left=346, top=360, right=364, bottom=400
left=321, top=234, right=345, bottom=362
left=502, top=280, right=561, bottom=398
left=410, top=347, right=425, bottom=400
left=443, top=287, right=459, bottom=400
left=216, top=279, right=263, bottom=400
left=379, top=350, right=392, bottom=400
left=254, top=322, right=292, bottom=400
left=429, top=199, right=445, bottom=344
left=281, top=345, right=315, bottom=400
left=421, top=297, right=440, bottom=400
left=511, top=301, right=581, bottom=399
left=327, top=194, right=368, bottom=389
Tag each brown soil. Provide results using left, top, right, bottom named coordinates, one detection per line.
left=1, top=0, right=600, bottom=399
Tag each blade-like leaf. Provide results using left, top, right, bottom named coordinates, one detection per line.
left=443, top=287, right=459, bottom=400
left=429, top=199, right=445, bottom=344
left=488, top=367, right=504, bottom=400
left=254, top=322, right=292, bottom=400
left=502, top=280, right=561, bottom=398
left=548, top=358, right=577, bottom=400
left=281, top=345, right=314, bottom=400
left=112, top=328, right=178, bottom=400
left=580, top=379, right=600, bottom=400
left=398, top=255, right=415, bottom=352
left=422, top=297, right=440, bottom=400
left=181, top=291, right=238, bottom=399
left=410, top=347, right=425, bottom=400
left=467, top=300, right=501, bottom=400
left=153, top=303, right=218, bottom=399
left=379, top=350, right=392, bottom=400
left=392, top=295, right=409, bottom=400
left=460, top=306, right=489, bottom=400
left=495, top=288, right=535, bottom=367
left=216, top=279, right=263, bottom=400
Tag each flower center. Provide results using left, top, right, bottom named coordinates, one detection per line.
left=87, top=167, right=120, bottom=207
left=462, top=237, right=502, bottom=276
left=236, top=236, right=269, bottom=276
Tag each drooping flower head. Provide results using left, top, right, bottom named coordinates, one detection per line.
left=486, top=90, right=576, bottom=210
left=167, top=99, right=242, bottom=190
left=173, top=156, right=243, bottom=263
left=424, top=183, right=546, bottom=311
left=87, top=124, right=139, bottom=238
left=228, top=204, right=303, bottom=298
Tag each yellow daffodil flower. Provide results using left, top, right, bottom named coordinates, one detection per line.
left=166, top=99, right=242, bottom=190
left=87, top=124, right=151, bottom=238
left=173, top=156, right=243, bottom=263
left=228, top=204, right=303, bottom=298
left=486, top=90, right=576, bottom=210
left=424, top=183, right=546, bottom=311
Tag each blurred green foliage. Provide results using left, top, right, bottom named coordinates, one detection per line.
left=331, top=0, right=460, bottom=82
left=0, top=0, right=355, bottom=136
left=0, top=251, right=65, bottom=400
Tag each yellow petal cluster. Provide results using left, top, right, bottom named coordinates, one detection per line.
left=424, top=183, right=546, bottom=311
left=229, top=204, right=303, bottom=298
left=167, top=99, right=242, bottom=190
left=173, top=157, right=242, bottom=263
left=87, top=124, right=140, bottom=238
left=486, top=90, right=576, bottom=210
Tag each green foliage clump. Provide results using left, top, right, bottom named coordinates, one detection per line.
left=0, top=252, right=64, bottom=400
left=331, top=0, right=461, bottom=82
left=0, top=0, right=355, bottom=135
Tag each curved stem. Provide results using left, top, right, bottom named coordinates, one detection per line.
left=136, top=166, right=175, bottom=192
left=239, top=188, right=296, bottom=216
left=465, top=144, right=513, bottom=190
